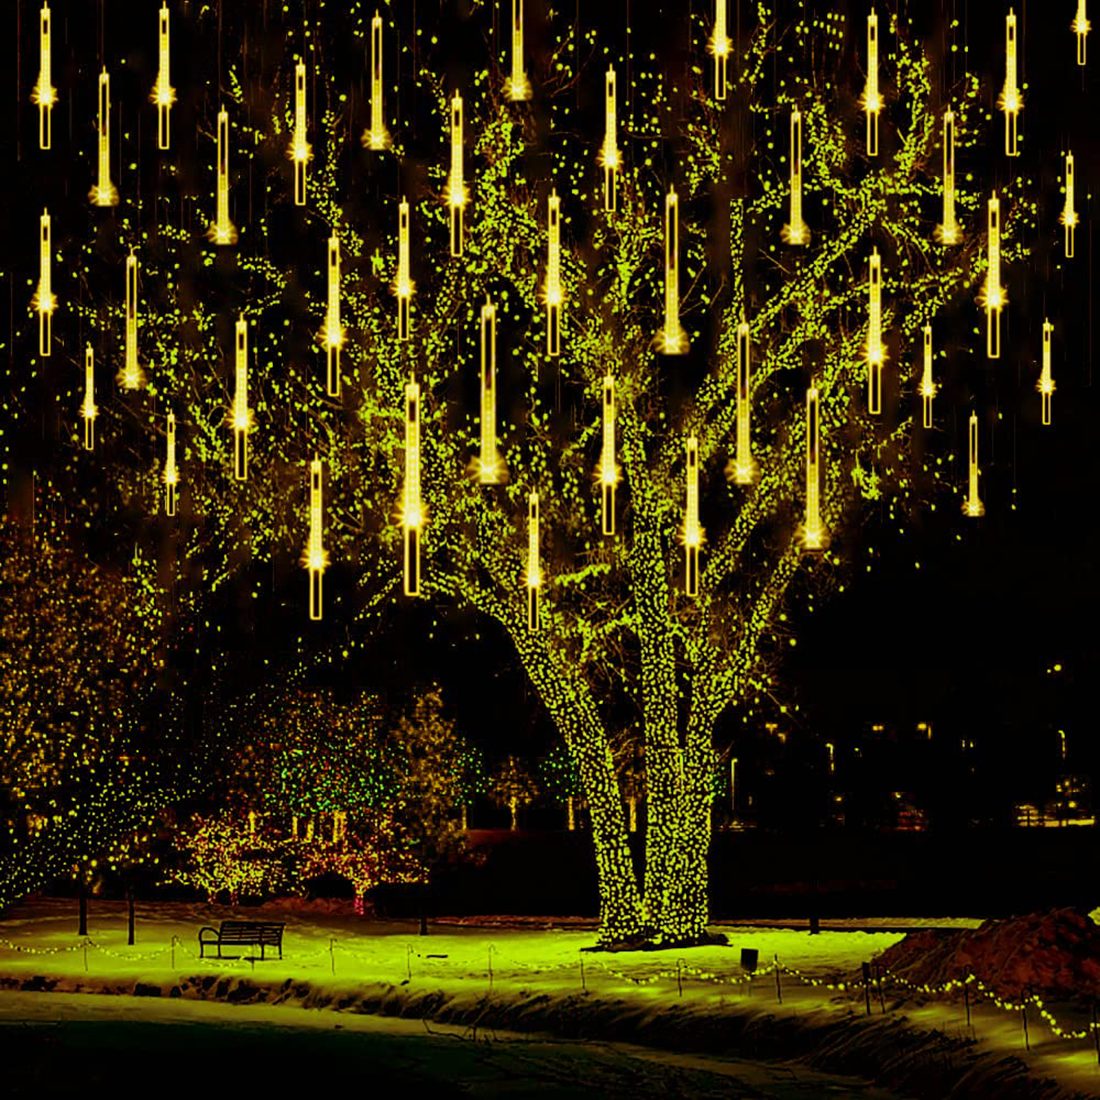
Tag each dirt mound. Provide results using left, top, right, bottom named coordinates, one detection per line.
left=874, top=908, right=1100, bottom=1002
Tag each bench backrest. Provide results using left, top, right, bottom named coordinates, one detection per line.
left=217, top=921, right=284, bottom=945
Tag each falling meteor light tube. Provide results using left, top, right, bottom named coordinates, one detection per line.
left=732, top=321, right=757, bottom=484
left=660, top=187, right=687, bottom=354
left=151, top=4, right=175, bottom=150
left=209, top=108, right=237, bottom=245
left=711, top=0, right=730, bottom=101
left=33, top=210, right=54, bottom=358
left=403, top=379, right=423, bottom=596
left=396, top=199, right=413, bottom=340
left=1075, top=1, right=1090, bottom=65
left=479, top=299, right=501, bottom=484
left=448, top=94, right=466, bottom=256
left=165, top=412, right=178, bottom=517
left=82, top=346, right=96, bottom=451
left=306, top=459, right=325, bottom=619
left=527, top=492, right=541, bottom=631
left=919, top=323, right=935, bottom=429
left=233, top=317, right=250, bottom=480
left=291, top=61, right=310, bottom=206
left=90, top=69, right=119, bottom=207
left=982, top=193, right=1004, bottom=359
left=546, top=191, right=562, bottom=357
left=782, top=107, right=808, bottom=245
left=1062, top=152, right=1077, bottom=258
left=683, top=436, right=702, bottom=596
left=122, top=249, right=143, bottom=389
left=803, top=387, right=826, bottom=550
left=867, top=249, right=884, bottom=414
left=936, top=108, right=961, bottom=245
left=32, top=4, right=56, bottom=150
left=507, top=0, right=532, bottom=101
left=325, top=234, right=344, bottom=396
left=1039, top=319, right=1055, bottom=426
left=1001, top=9, right=1022, bottom=157
left=600, top=374, right=619, bottom=535
left=601, top=67, right=619, bottom=213
left=364, top=11, right=389, bottom=149
left=963, top=412, right=984, bottom=517
left=864, top=11, right=880, bottom=157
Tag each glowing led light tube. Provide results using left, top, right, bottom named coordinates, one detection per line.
left=448, top=94, right=466, bottom=256
left=1001, top=9, right=1022, bottom=157
left=208, top=108, right=237, bottom=245
left=546, top=190, right=562, bottom=357
left=363, top=11, right=389, bottom=149
left=165, top=411, right=178, bottom=517
left=600, top=374, right=619, bottom=535
left=291, top=61, right=310, bottom=206
left=122, top=249, right=143, bottom=389
left=936, top=108, right=961, bottom=245
left=1038, top=319, right=1054, bottom=426
left=403, top=378, right=423, bottom=596
left=981, top=192, right=1004, bottom=359
left=711, top=0, right=731, bottom=101
left=782, top=107, right=809, bottom=245
left=306, top=458, right=326, bottom=619
left=396, top=198, right=413, bottom=340
left=527, top=492, right=541, bottom=631
left=478, top=299, right=503, bottom=484
left=90, top=69, right=119, bottom=207
left=864, top=11, right=881, bottom=157
left=82, top=345, right=97, bottom=451
left=802, top=387, right=826, bottom=551
left=1062, top=152, right=1077, bottom=258
left=683, top=436, right=702, bottom=596
left=660, top=187, right=687, bottom=354
left=919, top=323, right=935, bottom=429
left=32, top=210, right=55, bottom=358
left=601, top=67, right=619, bottom=213
left=963, top=412, right=984, bottom=516
left=867, top=248, right=884, bottom=414
left=324, top=234, right=344, bottom=396
left=1075, top=1, right=1090, bottom=65
left=506, top=0, right=532, bottom=101
left=232, top=316, right=250, bottom=480
left=732, top=320, right=757, bottom=484
left=31, top=4, right=56, bottom=151
left=151, top=4, right=175, bottom=150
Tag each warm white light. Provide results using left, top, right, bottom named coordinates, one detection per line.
left=1038, top=319, right=1055, bottom=426
left=936, top=108, right=961, bottom=245
left=683, top=435, right=702, bottom=596
left=526, top=492, right=541, bottom=631
left=31, top=4, right=56, bottom=150
left=150, top=4, right=175, bottom=150
left=290, top=61, right=310, bottom=205
left=659, top=187, right=688, bottom=354
left=731, top=321, right=756, bottom=484
left=396, top=198, right=413, bottom=340
left=1000, top=9, right=1022, bottom=156
left=1061, top=151, right=1077, bottom=258
left=403, top=379, right=423, bottom=597
left=81, top=345, right=96, bottom=451
left=864, top=11, right=881, bottom=156
left=980, top=192, right=1004, bottom=359
left=599, top=374, right=619, bottom=535
left=90, top=70, right=119, bottom=207
left=122, top=249, right=144, bottom=389
left=164, top=411, right=179, bottom=517
left=232, top=316, right=250, bottom=480
left=710, top=0, right=731, bottom=100
left=447, top=94, right=466, bottom=256
left=545, top=191, right=562, bottom=356
left=600, top=67, right=619, bottom=212
left=866, top=248, right=884, bottom=414
left=306, top=458, right=326, bottom=619
left=782, top=107, right=809, bottom=245
left=479, top=299, right=503, bottom=484
left=802, top=387, right=827, bottom=550
left=919, top=323, right=935, bottom=429
left=1075, top=1, right=1090, bottom=65
left=363, top=11, right=390, bottom=149
left=506, top=0, right=532, bottom=100
left=32, top=210, right=55, bottom=358
left=963, top=412, right=984, bottom=517
left=323, top=234, right=344, bottom=396
left=208, top=108, right=238, bottom=245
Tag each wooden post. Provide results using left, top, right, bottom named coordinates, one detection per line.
left=964, top=974, right=971, bottom=1029
left=876, top=962, right=886, bottom=1013
left=1022, top=993, right=1030, bottom=1051
left=127, top=883, right=135, bottom=946
left=1092, top=1003, right=1099, bottom=1066
left=774, top=955, right=782, bottom=1003
left=862, top=962, right=872, bottom=1016
left=78, top=880, right=88, bottom=937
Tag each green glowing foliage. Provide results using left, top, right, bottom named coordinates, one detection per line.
left=489, top=756, right=540, bottom=831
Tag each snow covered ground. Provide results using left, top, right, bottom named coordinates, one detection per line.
left=0, top=899, right=1096, bottom=1097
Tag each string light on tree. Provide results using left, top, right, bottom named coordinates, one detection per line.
left=31, top=4, right=56, bottom=151
left=290, top=61, right=310, bottom=206
left=658, top=187, right=687, bottom=354
left=478, top=298, right=504, bottom=484
left=506, top=0, right=532, bottom=101
left=323, top=234, right=344, bottom=396
left=403, top=378, right=423, bottom=596
left=782, top=107, right=809, bottom=245
left=1000, top=9, right=1022, bottom=156
left=919, top=323, right=936, bottom=429
left=121, top=249, right=143, bottom=389
left=164, top=411, right=179, bottom=517
left=150, top=4, right=175, bottom=151
left=729, top=320, right=757, bottom=484
left=1061, top=151, right=1077, bottom=258
left=866, top=248, right=884, bottom=414
left=980, top=192, right=1004, bottom=359
left=363, top=11, right=389, bottom=149
left=599, top=374, right=619, bottom=535
left=90, top=69, right=119, bottom=206
left=396, top=199, right=413, bottom=340
left=864, top=10, right=881, bottom=157
left=710, top=0, right=731, bottom=101
left=801, top=387, right=827, bottom=551
left=600, top=67, right=619, bottom=213
left=1075, top=1, right=1090, bottom=64
left=963, top=412, right=984, bottom=517
left=682, top=436, right=702, bottom=596
left=1038, top=319, right=1054, bottom=426
left=936, top=107, right=961, bottom=245
left=232, top=316, right=251, bottom=480
left=208, top=108, right=237, bottom=245
left=526, top=491, right=541, bottom=631
left=447, top=94, right=467, bottom=256
left=305, top=459, right=326, bottom=620
left=545, top=190, right=562, bottom=356
left=31, top=210, right=55, bottom=358
left=81, top=345, right=96, bottom=451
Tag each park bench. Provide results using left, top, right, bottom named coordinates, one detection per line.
left=198, top=920, right=285, bottom=960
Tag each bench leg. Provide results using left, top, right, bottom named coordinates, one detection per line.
left=261, top=943, right=265, bottom=960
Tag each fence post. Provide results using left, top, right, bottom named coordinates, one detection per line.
left=876, top=963, right=886, bottom=1013
left=861, top=962, right=872, bottom=1016
left=676, top=959, right=684, bottom=998
left=488, top=945, right=494, bottom=991
left=774, top=955, right=782, bottom=1004
left=329, top=937, right=336, bottom=976
left=580, top=955, right=586, bottom=993
left=1022, top=993, right=1030, bottom=1051
left=964, top=975, right=971, bottom=1029
left=1092, top=1003, right=1099, bottom=1067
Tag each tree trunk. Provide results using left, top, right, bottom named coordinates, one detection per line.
left=127, top=883, right=136, bottom=946
left=628, top=796, right=637, bottom=833
left=509, top=797, right=517, bottom=831
left=77, top=881, right=88, bottom=937
left=566, top=796, right=575, bottom=831
left=419, top=877, right=430, bottom=936
left=460, top=803, right=468, bottom=831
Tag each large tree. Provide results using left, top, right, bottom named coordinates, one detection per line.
left=19, top=4, right=1048, bottom=944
